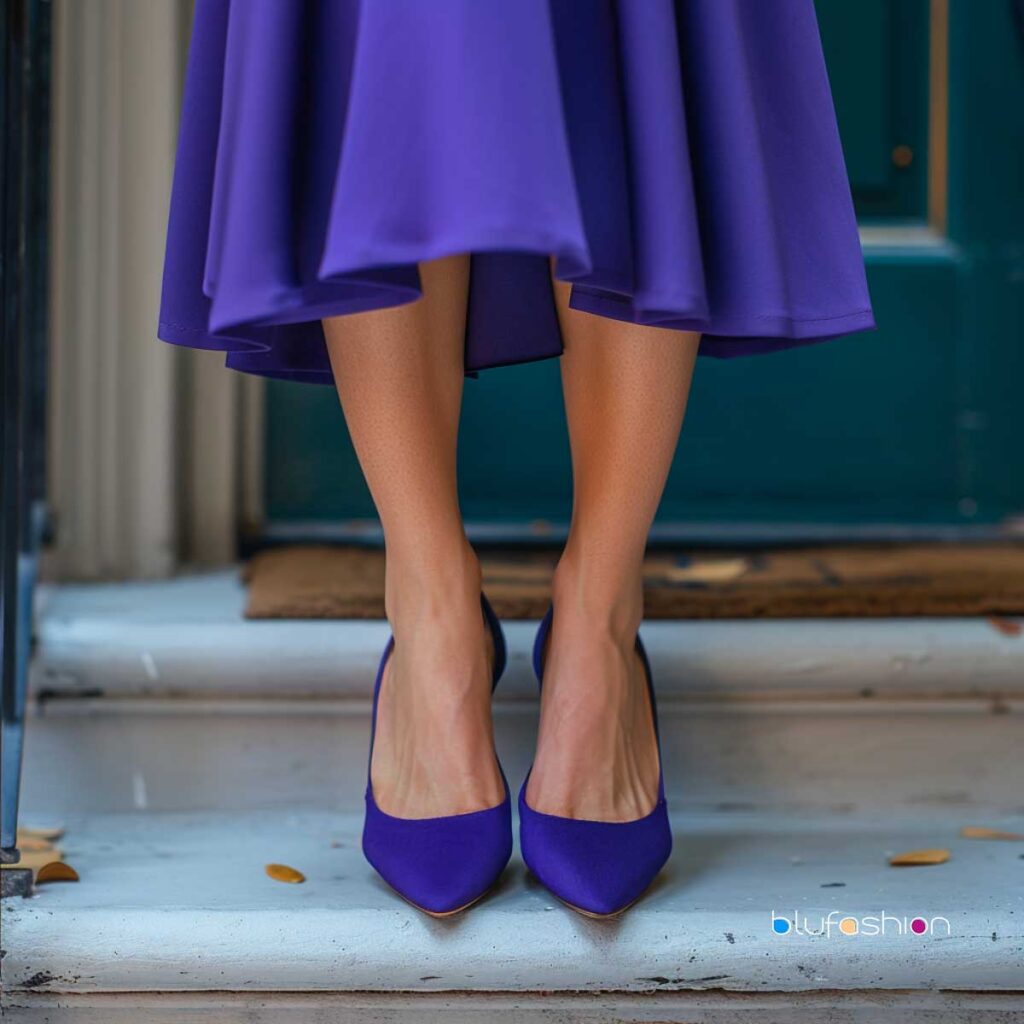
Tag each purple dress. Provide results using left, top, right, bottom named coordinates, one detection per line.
left=159, top=0, right=876, bottom=384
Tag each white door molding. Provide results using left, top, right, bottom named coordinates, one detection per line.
left=47, top=0, right=252, bottom=579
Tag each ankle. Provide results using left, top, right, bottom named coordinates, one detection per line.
left=550, top=550, right=644, bottom=646
left=384, top=539, right=483, bottom=628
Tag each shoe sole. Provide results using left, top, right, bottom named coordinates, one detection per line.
left=558, top=895, right=636, bottom=919
left=550, top=888, right=644, bottom=920
left=528, top=868, right=652, bottom=920
left=383, top=877, right=496, bottom=919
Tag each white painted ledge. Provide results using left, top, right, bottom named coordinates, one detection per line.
left=8, top=990, right=1024, bottom=1024
left=4, top=810, right=1022, bottom=996
left=32, top=572, right=1024, bottom=700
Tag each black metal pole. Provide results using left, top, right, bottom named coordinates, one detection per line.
left=2, top=0, right=49, bottom=892
left=1, top=0, right=28, bottom=865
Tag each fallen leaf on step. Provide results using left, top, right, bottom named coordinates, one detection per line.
left=15, top=836, right=57, bottom=853
left=36, top=861, right=79, bottom=883
left=988, top=617, right=1022, bottom=638
left=17, top=825, right=65, bottom=842
left=889, top=849, right=950, bottom=867
left=663, top=558, right=750, bottom=584
left=960, top=826, right=1024, bottom=841
left=265, top=863, right=305, bottom=884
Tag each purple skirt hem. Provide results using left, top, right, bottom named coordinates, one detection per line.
left=159, top=0, right=876, bottom=385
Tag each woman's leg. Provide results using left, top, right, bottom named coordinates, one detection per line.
left=323, top=255, right=504, bottom=818
left=526, top=278, right=700, bottom=820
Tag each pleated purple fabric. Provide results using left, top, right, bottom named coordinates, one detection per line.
left=159, top=0, right=876, bottom=384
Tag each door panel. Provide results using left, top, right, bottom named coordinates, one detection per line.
left=261, top=1, right=1024, bottom=539
left=816, top=0, right=928, bottom=216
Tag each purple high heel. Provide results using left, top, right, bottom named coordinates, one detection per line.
left=518, top=607, right=672, bottom=917
left=362, top=594, right=511, bottom=917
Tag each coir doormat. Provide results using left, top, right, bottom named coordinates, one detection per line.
left=243, top=543, right=1024, bottom=620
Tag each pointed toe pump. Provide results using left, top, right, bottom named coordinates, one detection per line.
left=518, top=608, right=672, bottom=918
left=362, top=595, right=512, bottom=917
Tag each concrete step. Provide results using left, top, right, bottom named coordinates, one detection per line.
left=19, top=573, right=1024, bottom=818
left=32, top=572, right=1024, bottom=702
left=7, top=576, right=1024, bottom=1021
left=8, top=992, right=1024, bottom=1024
left=3, top=809, right=1023, bottom=1014
left=20, top=695, right=1024, bottom=817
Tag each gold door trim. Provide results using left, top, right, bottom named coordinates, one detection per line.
left=928, top=0, right=950, bottom=233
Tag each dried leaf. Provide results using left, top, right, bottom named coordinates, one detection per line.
left=15, top=836, right=57, bottom=853
left=265, top=863, right=305, bottom=884
left=960, top=826, right=1024, bottom=841
left=889, top=848, right=950, bottom=867
left=36, top=861, right=80, bottom=883
left=988, top=617, right=1023, bottom=638
left=17, top=825, right=65, bottom=843
left=663, top=558, right=750, bottom=584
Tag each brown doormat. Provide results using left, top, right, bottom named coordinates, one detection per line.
left=243, top=543, right=1024, bottom=620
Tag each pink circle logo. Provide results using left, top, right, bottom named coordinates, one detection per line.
left=910, top=917, right=928, bottom=934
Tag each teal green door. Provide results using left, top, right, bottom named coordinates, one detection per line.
left=262, top=1, right=1024, bottom=540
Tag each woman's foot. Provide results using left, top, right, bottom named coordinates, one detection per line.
left=525, top=556, right=661, bottom=821
left=370, top=544, right=505, bottom=819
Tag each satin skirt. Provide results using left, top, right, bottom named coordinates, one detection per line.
left=158, top=0, right=876, bottom=384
